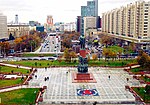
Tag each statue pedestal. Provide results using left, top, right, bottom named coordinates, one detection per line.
left=72, top=72, right=97, bottom=83
left=80, top=50, right=86, bottom=58
left=75, top=73, right=92, bottom=80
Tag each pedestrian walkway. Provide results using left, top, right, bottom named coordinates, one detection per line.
left=0, top=85, right=41, bottom=93
left=0, top=62, right=32, bottom=70
left=28, top=67, right=145, bottom=104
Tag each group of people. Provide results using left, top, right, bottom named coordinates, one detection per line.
left=44, top=77, right=49, bottom=81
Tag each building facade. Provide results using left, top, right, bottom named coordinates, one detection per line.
left=79, top=0, right=99, bottom=35
left=64, top=22, right=76, bottom=32
left=84, top=16, right=97, bottom=36
left=46, top=15, right=54, bottom=32
left=7, top=24, right=29, bottom=38
left=0, top=13, right=8, bottom=39
left=102, top=1, right=150, bottom=50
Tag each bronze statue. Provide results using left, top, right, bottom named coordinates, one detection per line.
left=79, top=34, right=85, bottom=49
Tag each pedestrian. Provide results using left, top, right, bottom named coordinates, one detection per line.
left=108, top=75, right=110, bottom=80
left=45, top=67, right=47, bottom=71
left=35, top=75, right=37, bottom=79
left=44, top=77, right=47, bottom=81
left=47, top=77, right=49, bottom=80
left=21, top=76, right=24, bottom=80
left=11, top=70, right=14, bottom=74
left=126, top=78, right=129, bottom=82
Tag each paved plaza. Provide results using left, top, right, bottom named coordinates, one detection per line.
left=29, top=67, right=143, bottom=104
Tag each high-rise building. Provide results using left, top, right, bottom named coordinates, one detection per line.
left=47, top=15, right=53, bottom=25
left=78, top=0, right=99, bottom=35
left=81, top=0, right=98, bottom=17
left=77, top=16, right=81, bottom=32
left=102, top=1, right=150, bottom=50
left=84, top=16, right=97, bottom=35
left=46, top=15, right=54, bottom=31
left=0, top=13, right=8, bottom=39
left=15, top=14, right=18, bottom=24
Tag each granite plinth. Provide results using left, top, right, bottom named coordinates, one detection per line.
left=72, top=72, right=97, bottom=83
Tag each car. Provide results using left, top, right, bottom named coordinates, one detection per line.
left=21, top=58, right=27, bottom=60
left=28, top=58, right=32, bottom=60
left=0, top=56, right=3, bottom=58
left=33, top=58, right=39, bottom=60
left=40, top=58, right=46, bottom=60
left=7, top=56, right=13, bottom=58
left=48, top=57, right=54, bottom=60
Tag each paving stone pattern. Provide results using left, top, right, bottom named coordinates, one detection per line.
left=29, top=67, right=142, bottom=104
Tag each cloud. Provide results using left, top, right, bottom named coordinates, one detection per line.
left=0, top=0, right=149, bottom=23
left=0, top=0, right=32, bottom=11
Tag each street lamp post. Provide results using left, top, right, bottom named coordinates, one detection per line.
left=0, top=46, right=1, bottom=56
left=143, top=90, right=146, bottom=102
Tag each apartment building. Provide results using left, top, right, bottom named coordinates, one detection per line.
left=102, top=1, right=150, bottom=50
left=0, top=13, right=8, bottom=39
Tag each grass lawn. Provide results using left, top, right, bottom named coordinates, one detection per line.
left=0, top=79, right=24, bottom=88
left=107, top=45, right=124, bottom=53
left=141, top=76, right=150, bottom=83
left=133, top=87, right=150, bottom=103
left=130, top=67, right=141, bottom=73
left=88, top=59, right=137, bottom=67
left=5, top=59, right=137, bottom=68
left=22, top=53, right=56, bottom=57
left=0, top=88, right=39, bottom=105
left=5, top=60, right=78, bottom=68
left=0, top=66, right=30, bottom=74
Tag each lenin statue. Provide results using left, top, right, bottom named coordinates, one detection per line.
left=79, top=35, right=85, bottom=49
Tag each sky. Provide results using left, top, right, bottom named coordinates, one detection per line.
left=0, top=0, right=149, bottom=24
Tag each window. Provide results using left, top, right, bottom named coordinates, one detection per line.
left=144, top=22, right=148, bottom=24
left=144, top=25, right=147, bottom=27
left=145, top=7, right=149, bottom=9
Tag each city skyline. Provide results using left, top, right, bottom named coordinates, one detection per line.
left=0, top=0, right=149, bottom=24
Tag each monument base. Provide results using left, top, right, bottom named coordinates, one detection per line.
left=72, top=72, right=96, bottom=83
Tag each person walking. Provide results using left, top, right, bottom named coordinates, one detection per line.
left=108, top=75, right=110, bottom=80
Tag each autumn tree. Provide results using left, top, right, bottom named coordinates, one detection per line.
left=129, top=42, right=136, bottom=53
left=70, top=51, right=77, bottom=62
left=87, top=55, right=90, bottom=62
left=60, top=32, right=80, bottom=50
left=100, top=35, right=112, bottom=47
left=92, top=54, right=98, bottom=61
left=109, top=51, right=117, bottom=61
left=14, top=38, right=22, bottom=51
left=137, top=52, right=150, bottom=71
left=118, top=49, right=123, bottom=61
left=102, top=48, right=109, bottom=61
left=63, top=48, right=71, bottom=62
left=0, top=41, right=10, bottom=55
